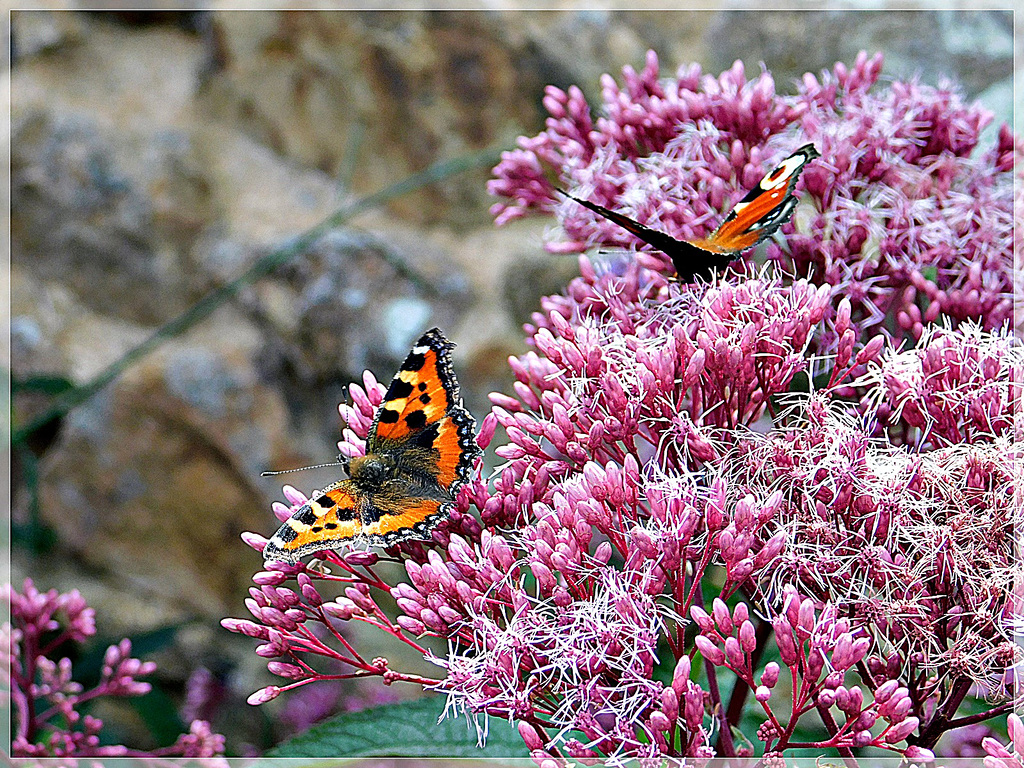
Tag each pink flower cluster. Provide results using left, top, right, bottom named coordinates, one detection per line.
left=859, top=321, right=1019, bottom=447
left=6, top=579, right=225, bottom=759
left=230, top=268, right=1019, bottom=762
left=227, top=51, right=1020, bottom=764
left=490, top=51, right=1018, bottom=344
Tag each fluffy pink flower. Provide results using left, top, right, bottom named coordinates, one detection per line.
left=229, top=52, right=1020, bottom=763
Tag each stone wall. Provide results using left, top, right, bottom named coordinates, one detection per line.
left=10, top=7, right=1016, bottom=752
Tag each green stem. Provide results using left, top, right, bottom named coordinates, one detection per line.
left=12, top=146, right=505, bottom=445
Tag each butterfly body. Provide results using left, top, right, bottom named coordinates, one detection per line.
left=263, top=328, right=480, bottom=564
left=560, top=144, right=820, bottom=282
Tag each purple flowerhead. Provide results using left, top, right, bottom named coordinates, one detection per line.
left=229, top=50, right=1019, bottom=764
left=6, top=579, right=225, bottom=758
left=491, top=51, right=1017, bottom=344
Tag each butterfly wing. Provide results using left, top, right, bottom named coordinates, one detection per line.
left=559, top=144, right=819, bottom=283
left=558, top=189, right=729, bottom=283
left=262, top=481, right=453, bottom=562
left=263, top=328, right=480, bottom=564
left=263, top=481, right=364, bottom=564
left=367, top=328, right=480, bottom=491
left=693, top=144, right=820, bottom=254
left=353, top=484, right=452, bottom=549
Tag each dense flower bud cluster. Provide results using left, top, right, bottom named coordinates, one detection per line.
left=228, top=52, right=1020, bottom=763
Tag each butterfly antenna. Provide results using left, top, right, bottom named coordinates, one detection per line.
left=261, top=461, right=346, bottom=477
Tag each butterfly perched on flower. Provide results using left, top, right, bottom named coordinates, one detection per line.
left=559, top=144, right=820, bottom=282
left=263, top=328, right=481, bottom=564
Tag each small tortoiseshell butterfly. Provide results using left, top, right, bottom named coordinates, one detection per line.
left=263, top=328, right=481, bottom=564
left=559, top=144, right=820, bottom=283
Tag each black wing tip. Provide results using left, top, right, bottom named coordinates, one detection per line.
left=417, top=327, right=455, bottom=352
left=793, top=143, right=821, bottom=161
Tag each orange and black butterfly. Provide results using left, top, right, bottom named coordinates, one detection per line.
left=263, top=328, right=481, bottom=564
left=559, top=144, right=820, bottom=283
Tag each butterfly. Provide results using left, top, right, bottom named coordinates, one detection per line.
left=263, top=328, right=481, bottom=564
left=559, top=144, right=820, bottom=283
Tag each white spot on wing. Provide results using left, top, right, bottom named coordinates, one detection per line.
left=760, top=156, right=805, bottom=190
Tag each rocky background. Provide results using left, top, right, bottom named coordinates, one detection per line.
left=9, top=8, right=1017, bottom=754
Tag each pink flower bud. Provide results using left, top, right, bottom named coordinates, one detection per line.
left=798, top=599, right=816, bottom=636
left=397, top=616, right=426, bottom=636
left=853, top=730, right=873, bottom=747
left=834, top=685, right=850, bottom=712
left=874, top=679, right=900, bottom=704
left=344, top=551, right=379, bottom=567
left=760, top=662, right=780, bottom=688
left=902, top=746, right=933, bottom=762
left=1009, top=713, right=1023, bottom=754
left=712, top=598, right=734, bottom=636
left=648, top=710, right=672, bottom=734
left=848, top=686, right=864, bottom=713
left=252, top=573, right=288, bottom=589
left=267, top=662, right=305, bottom=679
left=774, top=618, right=797, bottom=665
left=884, top=716, right=919, bottom=743
left=888, top=695, right=912, bottom=723
left=754, top=534, right=785, bottom=567
left=690, top=606, right=716, bottom=633
left=241, top=532, right=269, bottom=551
left=695, top=635, right=725, bottom=666
left=247, top=686, right=281, bottom=705
left=221, top=618, right=269, bottom=639
left=739, top=620, right=757, bottom=653
left=518, top=722, right=545, bottom=751
left=724, top=637, right=745, bottom=670
left=530, top=561, right=557, bottom=593
left=857, top=335, right=885, bottom=365
left=660, top=687, right=679, bottom=722
left=476, top=412, right=499, bottom=448
left=847, top=637, right=870, bottom=668
left=672, top=655, right=692, bottom=697
left=806, top=648, right=824, bottom=681
left=836, top=297, right=852, bottom=334
left=850, top=709, right=876, bottom=732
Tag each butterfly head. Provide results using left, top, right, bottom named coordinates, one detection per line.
left=347, top=453, right=393, bottom=487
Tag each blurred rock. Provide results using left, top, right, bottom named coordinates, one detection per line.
left=12, top=109, right=216, bottom=325
left=502, top=253, right=582, bottom=329
left=248, top=226, right=473, bottom=446
left=27, top=317, right=289, bottom=618
left=197, top=10, right=713, bottom=227
left=11, top=7, right=85, bottom=61
left=82, top=9, right=210, bottom=33
left=707, top=9, right=1013, bottom=103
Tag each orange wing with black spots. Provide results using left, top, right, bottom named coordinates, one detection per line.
left=370, top=329, right=458, bottom=445
left=263, top=481, right=363, bottom=563
left=358, top=497, right=449, bottom=545
left=560, top=144, right=819, bottom=283
left=263, top=328, right=481, bottom=564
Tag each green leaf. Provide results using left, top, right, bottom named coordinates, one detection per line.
left=12, top=443, right=58, bottom=554
left=266, top=696, right=530, bottom=758
left=12, top=374, right=76, bottom=396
